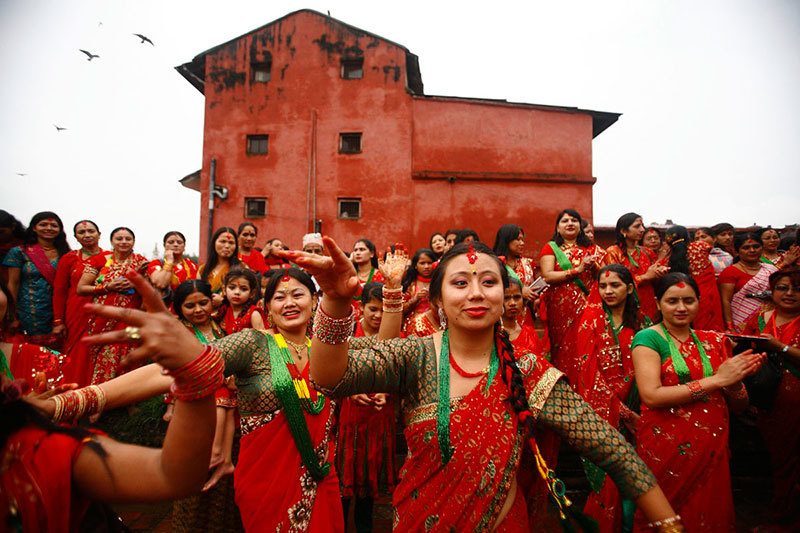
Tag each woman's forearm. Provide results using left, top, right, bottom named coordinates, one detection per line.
left=635, top=485, right=679, bottom=524
left=310, top=296, right=352, bottom=388
left=639, top=375, right=724, bottom=409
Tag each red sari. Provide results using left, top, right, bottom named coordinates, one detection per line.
left=686, top=241, right=724, bottom=331
left=0, top=427, right=92, bottom=533
left=603, top=245, right=658, bottom=323
left=539, top=242, right=599, bottom=384
left=631, top=329, right=734, bottom=531
left=238, top=250, right=268, bottom=274
left=54, top=249, right=110, bottom=386
left=352, top=269, right=385, bottom=320
left=402, top=277, right=439, bottom=338
left=146, top=257, right=199, bottom=290
left=222, top=304, right=258, bottom=334
left=510, top=323, right=544, bottom=356
left=576, top=301, right=637, bottom=531
left=85, top=253, right=149, bottom=384
left=335, top=322, right=397, bottom=499
left=394, top=352, right=563, bottom=531
left=743, top=310, right=800, bottom=525
left=2, top=342, right=65, bottom=387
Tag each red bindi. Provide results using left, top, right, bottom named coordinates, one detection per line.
left=466, top=243, right=478, bottom=265
left=676, top=282, right=686, bottom=288
left=604, top=271, right=611, bottom=278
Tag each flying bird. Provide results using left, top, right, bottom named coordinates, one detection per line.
left=54, top=125, right=67, bottom=132
left=133, top=33, right=154, bottom=46
left=79, top=49, right=100, bottom=61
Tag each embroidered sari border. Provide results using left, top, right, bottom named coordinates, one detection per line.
left=527, top=367, right=564, bottom=419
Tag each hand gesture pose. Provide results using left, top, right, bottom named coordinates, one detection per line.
left=378, top=244, right=409, bottom=290
left=285, top=236, right=360, bottom=303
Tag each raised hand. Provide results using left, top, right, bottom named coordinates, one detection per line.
left=285, top=236, right=359, bottom=301
left=714, top=350, right=765, bottom=388
left=379, top=244, right=409, bottom=289
left=83, top=271, right=205, bottom=371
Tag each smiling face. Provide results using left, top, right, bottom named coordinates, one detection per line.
left=164, top=234, right=186, bottom=256
left=436, top=253, right=505, bottom=331
left=225, top=276, right=253, bottom=307
left=215, top=232, right=236, bottom=259
left=503, top=283, right=524, bottom=321
left=430, top=234, right=446, bottom=254
left=111, top=229, right=134, bottom=254
left=761, top=229, right=780, bottom=253
left=598, top=270, right=633, bottom=310
left=352, top=241, right=373, bottom=266
left=238, top=225, right=257, bottom=251
left=74, top=221, right=99, bottom=249
left=771, top=275, right=800, bottom=314
left=180, top=291, right=213, bottom=326
left=557, top=213, right=580, bottom=241
left=268, top=277, right=314, bottom=334
left=694, top=229, right=714, bottom=246
left=657, top=283, right=699, bottom=328
left=33, top=218, right=61, bottom=241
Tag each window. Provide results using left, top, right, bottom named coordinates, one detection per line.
left=339, top=132, right=362, bottom=154
left=251, top=61, right=271, bottom=83
left=246, top=134, right=269, bottom=155
left=341, top=58, right=363, bottom=79
left=245, top=197, right=267, bottom=218
left=338, top=198, right=361, bottom=219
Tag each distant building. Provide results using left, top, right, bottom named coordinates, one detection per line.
left=177, top=9, right=620, bottom=257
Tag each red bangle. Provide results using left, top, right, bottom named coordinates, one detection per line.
left=166, top=346, right=225, bottom=402
left=686, top=380, right=708, bottom=402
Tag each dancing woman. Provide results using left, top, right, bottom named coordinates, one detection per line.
left=77, top=227, right=148, bottom=384
left=632, top=273, right=764, bottom=530
left=299, top=239, right=681, bottom=531
left=539, top=209, right=601, bottom=382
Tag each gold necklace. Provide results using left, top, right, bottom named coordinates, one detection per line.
left=284, top=337, right=309, bottom=355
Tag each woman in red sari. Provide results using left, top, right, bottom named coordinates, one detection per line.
left=53, top=220, right=110, bottom=386
left=742, top=268, right=800, bottom=528
left=304, top=239, right=682, bottom=532
left=494, top=224, right=539, bottom=328
left=632, top=273, right=765, bottom=531
left=578, top=264, right=642, bottom=531
left=237, top=222, right=268, bottom=274
left=198, top=227, right=241, bottom=307
left=77, top=227, right=148, bottom=385
left=401, top=248, right=439, bottom=337
left=148, top=231, right=199, bottom=295
left=337, top=281, right=397, bottom=533
left=351, top=239, right=385, bottom=318
left=663, top=226, right=724, bottom=331
left=602, top=213, right=668, bottom=323
left=539, top=209, right=602, bottom=384
left=502, top=277, right=543, bottom=355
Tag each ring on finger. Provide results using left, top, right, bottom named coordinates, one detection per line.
left=124, top=326, right=142, bottom=341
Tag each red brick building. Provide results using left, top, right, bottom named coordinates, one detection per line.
left=177, top=9, right=619, bottom=257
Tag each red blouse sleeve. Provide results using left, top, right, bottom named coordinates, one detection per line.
left=52, top=252, right=77, bottom=322
left=539, top=243, right=554, bottom=258
left=146, top=259, right=163, bottom=276
left=718, top=265, right=750, bottom=291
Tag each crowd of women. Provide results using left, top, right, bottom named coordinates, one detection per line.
left=1, top=206, right=798, bottom=532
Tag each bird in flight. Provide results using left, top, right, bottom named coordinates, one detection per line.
left=133, top=33, right=154, bottom=46
left=54, top=125, right=67, bottom=132
left=79, top=49, right=100, bottom=61
left=16, top=172, right=27, bottom=177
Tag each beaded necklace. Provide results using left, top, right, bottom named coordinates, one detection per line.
left=189, top=321, right=224, bottom=344
left=436, top=330, right=498, bottom=464
left=660, top=324, right=713, bottom=384
left=266, top=333, right=330, bottom=479
left=604, top=305, right=624, bottom=344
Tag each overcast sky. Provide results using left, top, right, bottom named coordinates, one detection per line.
left=1, top=0, right=798, bottom=256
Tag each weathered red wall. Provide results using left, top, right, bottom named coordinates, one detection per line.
left=193, top=10, right=597, bottom=259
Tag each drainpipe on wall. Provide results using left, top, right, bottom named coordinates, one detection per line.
left=207, top=158, right=228, bottom=255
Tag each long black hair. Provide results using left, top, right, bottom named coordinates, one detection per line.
left=550, top=209, right=592, bottom=247
left=24, top=211, right=70, bottom=257
left=351, top=238, right=379, bottom=269
left=0, top=210, right=27, bottom=243
left=665, top=225, right=690, bottom=275
left=614, top=212, right=642, bottom=247
left=597, top=264, right=640, bottom=330
left=402, top=248, right=436, bottom=292
left=263, top=267, right=317, bottom=304
left=493, top=224, right=524, bottom=259
left=173, top=280, right=213, bottom=322
left=655, top=272, right=700, bottom=301
left=429, top=242, right=544, bottom=460
left=733, top=231, right=761, bottom=252
left=201, top=227, right=240, bottom=283
left=454, top=228, right=480, bottom=246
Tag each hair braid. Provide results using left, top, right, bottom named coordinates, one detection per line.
left=494, top=323, right=536, bottom=440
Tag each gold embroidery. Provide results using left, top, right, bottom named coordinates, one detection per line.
left=404, top=398, right=464, bottom=427
left=527, top=367, right=564, bottom=419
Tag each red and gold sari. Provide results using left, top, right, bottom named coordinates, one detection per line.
left=147, top=257, right=199, bottom=291
left=631, top=329, right=734, bottom=531
left=603, top=245, right=658, bottom=323
left=510, top=323, right=544, bottom=356
left=686, top=240, right=724, bottom=331
left=54, top=249, right=111, bottom=386
left=743, top=309, right=800, bottom=525
left=576, top=300, right=637, bottom=531
left=85, top=253, right=148, bottom=385
left=539, top=242, right=599, bottom=383
left=2, top=342, right=65, bottom=387
left=402, top=277, right=439, bottom=338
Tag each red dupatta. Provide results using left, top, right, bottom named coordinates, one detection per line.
left=21, top=244, right=57, bottom=286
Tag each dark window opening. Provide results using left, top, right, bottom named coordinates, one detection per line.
left=341, top=58, right=364, bottom=79
left=251, top=61, right=272, bottom=83
left=338, top=198, right=361, bottom=220
left=246, top=134, right=269, bottom=155
left=339, top=133, right=362, bottom=154
left=245, top=197, right=268, bottom=218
